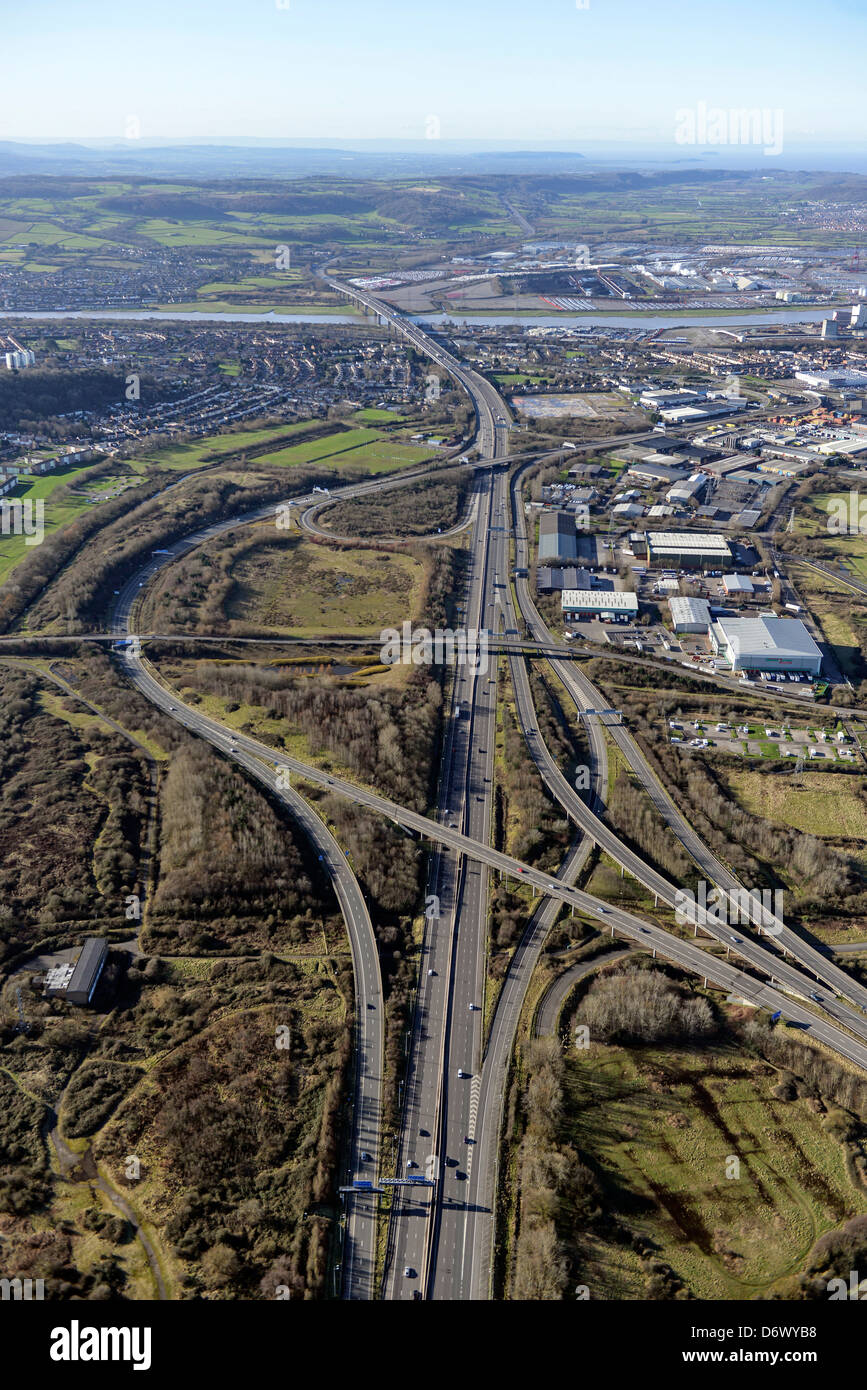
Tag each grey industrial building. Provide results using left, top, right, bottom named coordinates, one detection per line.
left=723, top=573, right=754, bottom=595
left=537, top=565, right=593, bottom=593
left=51, top=938, right=109, bottom=1006
left=709, top=615, right=822, bottom=674
left=538, top=510, right=579, bottom=564
left=668, top=596, right=712, bottom=633
left=639, top=530, right=732, bottom=569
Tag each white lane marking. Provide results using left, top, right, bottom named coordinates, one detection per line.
left=466, top=1075, right=481, bottom=1176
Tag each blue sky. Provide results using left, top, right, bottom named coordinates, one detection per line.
left=5, top=0, right=865, bottom=146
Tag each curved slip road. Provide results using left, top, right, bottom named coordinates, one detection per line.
left=110, top=581, right=384, bottom=1302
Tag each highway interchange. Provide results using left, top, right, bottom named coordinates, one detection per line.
left=98, top=275, right=867, bottom=1302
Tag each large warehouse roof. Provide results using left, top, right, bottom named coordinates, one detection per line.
left=647, top=531, right=731, bottom=555
left=712, top=616, right=822, bottom=665
left=538, top=510, right=578, bottom=562
left=562, top=589, right=638, bottom=612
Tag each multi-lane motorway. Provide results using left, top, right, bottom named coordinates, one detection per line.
left=101, top=275, right=867, bottom=1304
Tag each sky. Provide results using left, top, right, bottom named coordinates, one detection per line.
left=4, top=0, right=866, bottom=149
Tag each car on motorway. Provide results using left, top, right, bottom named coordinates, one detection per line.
left=404, top=1267, right=415, bottom=1278
left=406, top=1159, right=418, bottom=1169
left=361, top=1151, right=372, bottom=1162
left=457, top=1069, right=468, bottom=1078
left=810, top=992, right=823, bottom=1003
left=468, top=1003, right=476, bottom=1011
left=730, top=935, right=742, bottom=944
left=428, top=968, right=436, bottom=977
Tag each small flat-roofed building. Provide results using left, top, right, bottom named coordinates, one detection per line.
left=65, top=938, right=109, bottom=1006
left=723, top=573, right=754, bottom=595
left=668, top=596, right=712, bottom=633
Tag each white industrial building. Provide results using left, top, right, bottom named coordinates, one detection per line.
left=709, top=615, right=822, bottom=674
left=562, top=589, right=639, bottom=619
left=666, top=474, right=706, bottom=504
left=668, top=596, right=712, bottom=633
left=722, top=573, right=754, bottom=595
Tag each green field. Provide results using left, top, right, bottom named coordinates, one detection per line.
left=0, top=464, right=99, bottom=583
left=727, top=768, right=867, bottom=840
left=564, top=1042, right=866, bottom=1299
left=226, top=536, right=425, bottom=636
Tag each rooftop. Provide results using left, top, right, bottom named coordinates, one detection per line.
left=712, top=615, right=822, bottom=661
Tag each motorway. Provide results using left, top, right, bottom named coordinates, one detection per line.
left=381, top=324, right=511, bottom=1300
left=104, top=636, right=867, bottom=1081
left=101, top=275, right=867, bottom=1303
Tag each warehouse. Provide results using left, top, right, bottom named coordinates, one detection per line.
left=709, top=615, right=822, bottom=674
left=667, top=475, right=707, bottom=504
left=640, top=530, right=732, bottom=569
left=537, top=565, right=592, bottom=593
left=626, top=460, right=688, bottom=486
left=562, top=589, right=639, bottom=619
left=668, top=595, right=711, bottom=633
left=538, top=509, right=578, bottom=564
left=722, top=573, right=754, bottom=595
